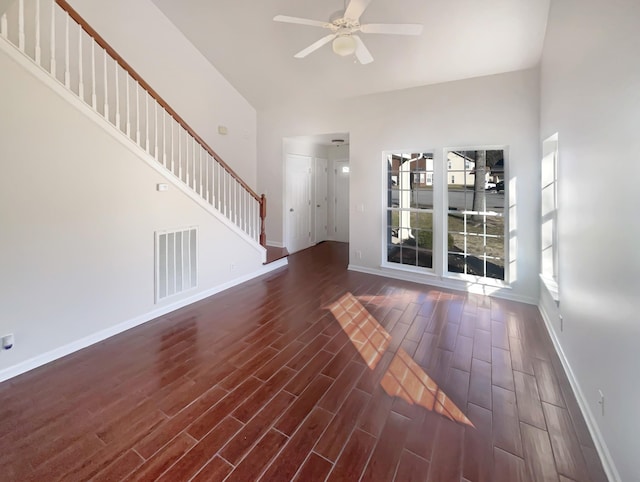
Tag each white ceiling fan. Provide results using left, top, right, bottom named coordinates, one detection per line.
left=273, top=0, right=423, bottom=65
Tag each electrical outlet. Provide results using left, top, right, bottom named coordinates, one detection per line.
left=2, top=334, right=14, bottom=350
left=230, top=263, right=236, bottom=271
left=598, top=389, right=605, bottom=416
left=356, top=250, right=362, bottom=260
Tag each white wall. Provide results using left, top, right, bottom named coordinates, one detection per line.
left=67, top=0, right=258, bottom=189
left=0, top=46, right=264, bottom=378
left=539, top=0, right=640, bottom=480
left=258, top=68, right=541, bottom=302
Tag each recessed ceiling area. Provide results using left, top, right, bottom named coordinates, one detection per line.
left=151, top=0, right=551, bottom=110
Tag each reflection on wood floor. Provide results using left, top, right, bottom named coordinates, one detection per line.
left=329, top=292, right=472, bottom=427
left=0, top=242, right=607, bottom=481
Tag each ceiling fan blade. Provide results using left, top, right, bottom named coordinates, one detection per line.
left=273, top=15, right=331, bottom=29
left=344, top=0, right=373, bottom=21
left=360, top=23, right=424, bottom=35
left=294, top=34, right=337, bottom=58
left=353, top=35, right=374, bottom=64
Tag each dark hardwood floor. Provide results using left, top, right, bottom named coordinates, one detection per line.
left=0, top=242, right=608, bottom=481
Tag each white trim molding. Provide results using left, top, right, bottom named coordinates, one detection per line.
left=538, top=281, right=621, bottom=482
left=348, top=264, right=536, bottom=305
left=0, top=259, right=287, bottom=383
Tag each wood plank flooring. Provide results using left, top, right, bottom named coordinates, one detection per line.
left=0, top=242, right=608, bottom=481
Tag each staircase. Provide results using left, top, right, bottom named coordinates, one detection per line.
left=0, top=0, right=266, bottom=250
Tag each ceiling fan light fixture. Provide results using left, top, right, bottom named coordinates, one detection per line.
left=332, top=35, right=357, bottom=56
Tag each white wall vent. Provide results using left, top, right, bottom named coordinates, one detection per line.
left=155, top=227, right=198, bottom=302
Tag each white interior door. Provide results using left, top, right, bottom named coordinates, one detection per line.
left=286, top=155, right=312, bottom=253
left=314, top=158, right=328, bottom=244
left=334, top=160, right=350, bottom=243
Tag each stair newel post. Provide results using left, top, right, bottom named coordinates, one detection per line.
left=260, top=194, right=267, bottom=247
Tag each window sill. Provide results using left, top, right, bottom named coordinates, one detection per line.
left=380, top=261, right=435, bottom=276
left=445, top=272, right=510, bottom=290
left=540, top=274, right=559, bottom=303
left=380, top=262, right=510, bottom=290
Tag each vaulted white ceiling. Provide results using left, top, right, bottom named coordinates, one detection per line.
left=151, top=0, right=550, bottom=111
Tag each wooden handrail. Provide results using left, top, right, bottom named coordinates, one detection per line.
left=54, top=0, right=261, bottom=204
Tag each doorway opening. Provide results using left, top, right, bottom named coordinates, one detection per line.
left=283, top=134, right=350, bottom=254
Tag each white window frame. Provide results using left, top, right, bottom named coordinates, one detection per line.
left=444, top=146, right=509, bottom=286
left=381, top=150, right=437, bottom=275
left=540, top=134, right=559, bottom=300
left=380, top=146, right=510, bottom=288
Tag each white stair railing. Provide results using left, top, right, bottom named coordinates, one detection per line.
left=1, top=0, right=267, bottom=247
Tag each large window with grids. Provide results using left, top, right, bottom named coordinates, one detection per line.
left=384, top=148, right=507, bottom=283
left=446, top=149, right=505, bottom=280
left=385, top=152, right=435, bottom=270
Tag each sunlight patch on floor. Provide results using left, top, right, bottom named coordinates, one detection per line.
left=328, top=292, right=473, bottom=427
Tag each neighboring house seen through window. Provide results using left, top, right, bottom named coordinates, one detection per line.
left=384, top=148, right=507, bottom=283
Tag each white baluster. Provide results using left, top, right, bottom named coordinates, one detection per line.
left=234, top=180, right=238, bottom=225
left=91, top=40, right=96, bottom=109
left=64, top=14, right=70, bottom=87
left=199, top=147, right=204, bottom=196
left=35, top=0, right=41, bottom=65
left=203, top=150, right=211, bottom=203
left=145, top=92, right=149, bottom=152
left=209, top=155, right=214, bottom=205
left=135, top=82, right=140, bottom=144
left=162, top=109, right=167, bottom=167
left=103, top=49, right=109, bottom=120
left=154, top=102, right=158, bottom=160
left=217, top=164, right=222, bottom=211
left=18, top=0, right=24, bottom=51
left=185, top=136, right=190, bottom=186
left=170, top=118, right=175, bottom=173
left=78, top=25, right=83, bottom=100
left=220, top=167, right=224, bottom=215
left=221, top=168, right=226, bottom=215
left=225, top=171, right=229, bottom=217
left=114, top=60, right=120, bottom=129
left=125, top=73, right=131, bottom=136
left=0, top=14, right=7, bottom=39
left=243, top=192, right=247, bottom=233
left=49, top=1, right=55, bottom=76
left=199, top=146, right=203, bottom=195
left=192, top=137, right=196, bottom=190
left=178, top=127, right=182, bottom=180
left=186, top=133, right=190, bottom=184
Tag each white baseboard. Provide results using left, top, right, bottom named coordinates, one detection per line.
left=347, top=264, right=537, bottom=305
left=0, top=260, right=286, bottom=383
left=538, top=291, right=620, bottom=482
